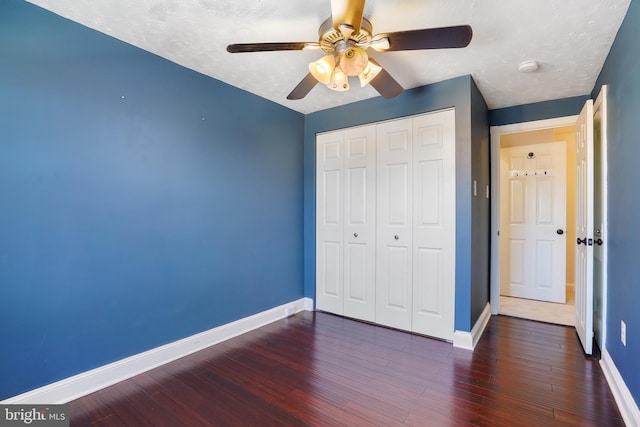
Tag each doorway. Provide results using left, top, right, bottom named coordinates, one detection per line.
left=490, top=90, right=608, bottom=354
left=490, top=117, right=578, bottom=325
left=500, top=141, right=568, bottom=303
left=499, top=128, right=576, bottom=324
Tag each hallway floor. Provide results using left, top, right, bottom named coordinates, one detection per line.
left=499, top=285, right=575, bottom=326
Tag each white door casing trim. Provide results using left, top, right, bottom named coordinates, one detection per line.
left=1, top=298, right=313, bottom=405
left=490, top=116, right=578, bottom=315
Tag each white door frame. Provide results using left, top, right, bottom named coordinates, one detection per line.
left=490, top=116, right=577, bottom=315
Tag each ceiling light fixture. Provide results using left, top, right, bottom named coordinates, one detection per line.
left=227, top=1, right=474, bottom=100
left=309, top=45, right=379, bottom=92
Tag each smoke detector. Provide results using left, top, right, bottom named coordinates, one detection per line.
left=518, top=60, right=539, bottom=73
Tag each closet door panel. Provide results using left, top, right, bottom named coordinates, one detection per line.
left=316, top=131, right=344, bottom=314
left=416, top=248, right=443, bottom=314
left=380, top=245, right=411, bottom=307
left=376, top=118, right=413, bottom=330
left=343, top=126, right=376, bottom=321
left=412, top=110, right=456, bottom=339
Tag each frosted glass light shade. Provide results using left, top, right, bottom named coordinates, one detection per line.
left=309, top=55, right=336, bottom=85
left=339, top=47, right=368, bottom=77
left=358, top=60, right=383, bottom=87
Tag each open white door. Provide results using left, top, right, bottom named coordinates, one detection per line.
left=575, top=99, right=594, bottom=355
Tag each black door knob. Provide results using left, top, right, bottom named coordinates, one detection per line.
left=557, top=229, right=564, bottom=235
left=577, top=237, right=587, bottom=245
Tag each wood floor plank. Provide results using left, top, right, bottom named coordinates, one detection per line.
left=286, top=388, right=373, bottom=427
left=68, top=393, right=112, bottom=426
left=69, top=313, right=625, bottom=426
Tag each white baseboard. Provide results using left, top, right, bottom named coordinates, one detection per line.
left=1, top=297, right=313, bottom=405
left=453, top=303, right=492, bottom=350
left=303, top=297, right=314, bottom=311
left=600, top=349, right=640, bottom=427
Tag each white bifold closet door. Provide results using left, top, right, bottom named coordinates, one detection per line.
left=316, top=125, right=377, bottom=321
left=375, top=117, right=414, bottom=330
left=316, top=109, right=455, bottom=341
left=376, top=111, right=456, bottom=339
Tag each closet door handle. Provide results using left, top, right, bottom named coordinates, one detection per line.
left=394, top=235, right=399, bottom=240
left=577, top=237, right=587, bottom=245
left=353, top=233, right=359, bottom=238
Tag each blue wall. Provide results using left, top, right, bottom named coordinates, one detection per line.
left=470, top=80, right=490, bottom=323
left=303, top=75, right=491, bottom=333
left=489, top=95, right=590, bottom=126
left=0, top=0, right=304, bottom=400
left=592, top=0, right=640, bottom=404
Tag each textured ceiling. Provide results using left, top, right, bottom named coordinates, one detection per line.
left=26, top=0, right=630, bottom=114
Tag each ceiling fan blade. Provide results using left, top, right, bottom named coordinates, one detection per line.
left=227, top=42, right=319, bottom=53
left=287, top=73, right=319, bottom=100
left=331, top=0, right=366, bottom=33
left=376, top=25, right=473, bottom=51
left=368, top=59, right=404, bottom=99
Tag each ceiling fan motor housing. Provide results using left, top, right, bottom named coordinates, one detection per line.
left=318, top=17, right=373, bottom=77
left=318, top=17, right=373, bottom=53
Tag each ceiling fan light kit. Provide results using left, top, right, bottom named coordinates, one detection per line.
left=227, top=0, right=473, bottom=100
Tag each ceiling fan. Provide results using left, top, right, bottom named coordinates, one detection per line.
left=227, top=0, right=472, bottom=100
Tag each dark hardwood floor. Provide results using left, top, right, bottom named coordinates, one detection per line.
left=70, top=312, right=624, bottom=426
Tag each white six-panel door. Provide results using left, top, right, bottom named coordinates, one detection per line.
left=411, top=110, right=456, bottom=339
left=343, top=126, right=377, bottom=321
left=316, top=126, right=377, bottom=320
left=376, top=118, right=414, bottom=330
left=501, top=142, right=567, bottom=303
left=316, top=131, right=345, bottom=315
